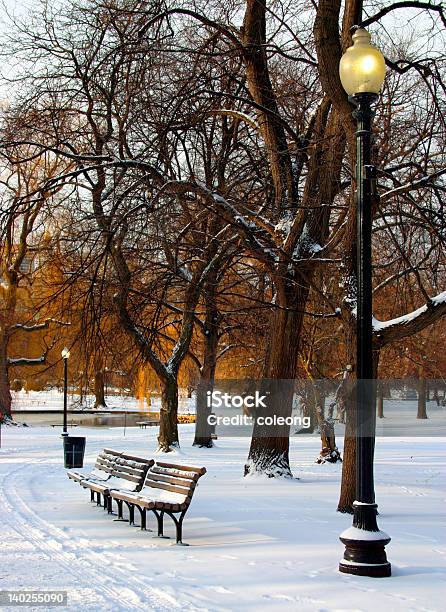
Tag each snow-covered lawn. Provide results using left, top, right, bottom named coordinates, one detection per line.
left=0, top=425, right=444, bottom=611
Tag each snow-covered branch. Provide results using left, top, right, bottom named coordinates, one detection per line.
left=6, top=356, right=46, bottom=366
left=380, top=168, right=446, bottom=202
left=373, top=291, right=446, bottom=346
left=9, top=319, right=70, bottom=333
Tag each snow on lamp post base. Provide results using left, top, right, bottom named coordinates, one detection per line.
left=339, top=503, right=391, bottom=577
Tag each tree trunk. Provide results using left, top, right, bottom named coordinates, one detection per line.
left=417, top=370, right=428, bottom=419
left=337, top=317, right=358, bottom=513
left=377, top=381, right=384, bottom=418
left=337, top=405, right=356, bottom=513
left=314, top=385, right=341, bottom=464
left=193, top=280, right=219, bottom=448
left=93, top=354, right=107, bottom=409
left=245, top=284, right=308, bottom=477
left=337, top=359, right=357, bottom=512
left=300, top=386, right=317, bottom=433
left=432, top=387, right=440, bottom=406
left=158, top=375, right=179, bottom=452
left=0, top=333, right=12, bottom=419
left=338, top=347, right=380, bottom=513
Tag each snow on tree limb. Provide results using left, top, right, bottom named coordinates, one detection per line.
left=6, top=356, right=46, bottom=366
left=380, top=168, right=446, bottom=202
left=373, top=291, right=446, bottom=346
left=9, top=319, right=70, bottom=332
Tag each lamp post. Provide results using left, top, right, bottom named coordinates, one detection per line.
left=338, top=28, right=391, bottom=577
left=61, top=347, right=70, bottom=437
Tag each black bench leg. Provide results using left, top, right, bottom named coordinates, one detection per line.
left=152, top=510, right=169, bottom=538
left=125, top=502, right=135, bottom=526
left=90, top=490, right=95, bottom=503
left=107, top=496, right=113, bottom=514
left=103, top=495, right=108, bottom=510
left=137, top=506, right=148, bottom=531
left=117, top=499, right=123, bottom=519
left=172, top=511, right=187, bottom=545
left=162, top=510, right=188, bottom=545
left=159, top=510, right=165, bottom=536
left=96, top=492, right=102, bottom=506
left=113, top=499, right=128, bottom=522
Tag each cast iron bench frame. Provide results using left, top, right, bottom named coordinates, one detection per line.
left=108, top=460, right=206, bottom=544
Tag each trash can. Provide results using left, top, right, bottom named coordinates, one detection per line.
left=63, top=436, right=86, bottom=468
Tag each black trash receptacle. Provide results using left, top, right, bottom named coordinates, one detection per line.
left=63, top=436, right=86, bottom=468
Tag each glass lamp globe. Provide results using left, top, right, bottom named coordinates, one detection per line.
left=339, top=29, right=386, bottom=96
left=61, top=347, right=71, bottom=359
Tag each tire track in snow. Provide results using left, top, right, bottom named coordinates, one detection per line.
left=0, top=458, right=178, bottom=611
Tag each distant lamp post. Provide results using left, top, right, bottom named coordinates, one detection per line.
left=338, top=28, right=391, bottom=577
left=61, top=347, right=71, bottom=437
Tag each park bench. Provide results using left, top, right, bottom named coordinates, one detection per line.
left=136, top=421, right=158, bottom=429
left=108, top=460, right=206, bottom=544
left=66, top=448, right=121, bottom=484
left=79, top=453, right=154, bottom=507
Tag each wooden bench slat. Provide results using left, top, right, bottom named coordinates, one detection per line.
left=111, top=464, right=146, bottom=477
left=150, top=466, right=198, bottom=481
left=111, top=470, right=142, bottom=484
left=143, top=479, right=192, bottom=496
left=145, top=472, right=196, bottom=489
left=119, top=453, right=153, bottom=464
left=155, top=461, right=206, bottom=475
left=103, top=449, right=123, bottom=456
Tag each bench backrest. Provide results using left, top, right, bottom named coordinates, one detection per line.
left=110, top=454, right=154, bottom=491
left=143, top=461, right=206, bottom=506
left=91, top=449, right=122, bottom=478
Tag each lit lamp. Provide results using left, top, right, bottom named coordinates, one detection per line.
left=61, top=347, right=70, bottom=437
left=338, top=29, right=391, bottom=578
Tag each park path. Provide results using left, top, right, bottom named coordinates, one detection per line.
left=0, top=444, right=179, bottom=611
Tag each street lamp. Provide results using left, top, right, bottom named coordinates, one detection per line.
left=338, top=28, right=391, bottom=578
left=61, top=347, right=70, bottom=437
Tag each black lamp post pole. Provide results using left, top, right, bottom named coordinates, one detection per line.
left=339, top=92, right=391, bottom=578
left=63, top=357, right=68, bottom=436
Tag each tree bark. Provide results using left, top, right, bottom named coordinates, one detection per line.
left=193, top=278, right=219, bottom=448
left=338, top=347, right=380, bottom=513
left=93, top=353, right=107, bottom=409
left=417, top=369, right=428, bottom=419
left=314, top=385, right=341, bottom=464
left=245, top=282, right=308, bottom=477
left=377, top=381, right=384, bottom=418
left=0, top=333, right=12, bottom=419
left=158, top=375, right=179, bottom=451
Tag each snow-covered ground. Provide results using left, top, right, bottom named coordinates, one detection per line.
left=0, top=424, right=444, bottom=611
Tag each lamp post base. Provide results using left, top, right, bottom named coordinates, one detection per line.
left=339, top=502, right=391, bottom=577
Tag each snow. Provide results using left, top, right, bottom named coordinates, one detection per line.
left=431, top=290, right=446, bottom=305
left=340, top=526, right=390, bottom=541
left=0, top=424, right=445, bottom=610
left=373, top=290, right=446, bottom=331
